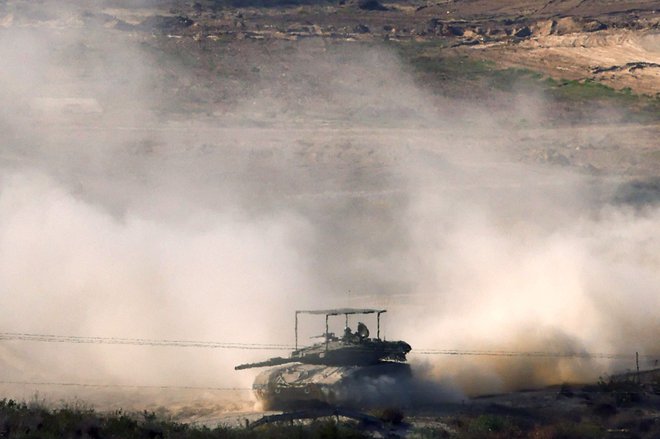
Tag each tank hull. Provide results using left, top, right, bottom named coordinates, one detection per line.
left=253, top=362, right=412, bottom=410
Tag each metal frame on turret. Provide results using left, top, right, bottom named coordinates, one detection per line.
left=294, top=308, right=386, bottom=351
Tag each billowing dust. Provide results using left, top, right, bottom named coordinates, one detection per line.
left=0, top=4, right=659, bottom=417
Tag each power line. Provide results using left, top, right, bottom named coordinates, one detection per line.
left=0, top=380, right=251, bottom=392
left=0, top=379, right=653, bottom=396
left=412, top=349, right=660, bottom=360
left=409, top=350, right=651, bottom=360
left=1, top=331, right=657, bottom=360
left=0, top=332, right=292, bottom=350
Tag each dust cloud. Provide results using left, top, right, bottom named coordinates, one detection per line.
left=0, top=3, right=659, bottom=412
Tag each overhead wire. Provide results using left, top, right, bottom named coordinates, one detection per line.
left=0, top=332, right=292, bottom=350
left=1, top=331, right=658, bottom=360
left=0, top=380, right=251, bottom=391
left=1, top=331, right=658, bottom=394
left=409, top=349, right=650, bottom=360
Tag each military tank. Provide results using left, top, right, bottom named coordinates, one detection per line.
left=235, top=308, right=412, bottom=409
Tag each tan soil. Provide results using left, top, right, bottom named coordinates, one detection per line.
left=472, top=30, right=660, bottom=95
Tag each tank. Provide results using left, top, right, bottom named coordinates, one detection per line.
left=235, top=308, right=412, bottom=409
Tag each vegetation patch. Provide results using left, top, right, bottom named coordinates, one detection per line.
left=0, top=399, right=370, bottom=439
left=546, top=78, right=637, bottom=102
left=393, top=43, right=660, bottom=122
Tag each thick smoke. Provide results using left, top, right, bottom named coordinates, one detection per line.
left=1, top=2, right=659, bottom=413
left=394, top=145, right=660, bottom=394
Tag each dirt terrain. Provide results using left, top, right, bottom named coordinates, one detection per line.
left=2, top=0, right=659, bottom=96
left=133, top=0, right=659, bottom=95
left=475, top=30, right=660, bottom=95
left=2, top=0, right=659, bottom=177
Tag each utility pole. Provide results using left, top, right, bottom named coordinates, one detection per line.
left=636, top=351, right=640, bottom=384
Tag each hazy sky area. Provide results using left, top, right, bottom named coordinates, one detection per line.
left=0, top=2, right=659, bottom=412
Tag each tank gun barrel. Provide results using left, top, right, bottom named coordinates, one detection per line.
left=235, top=356, right=296, bottom=370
